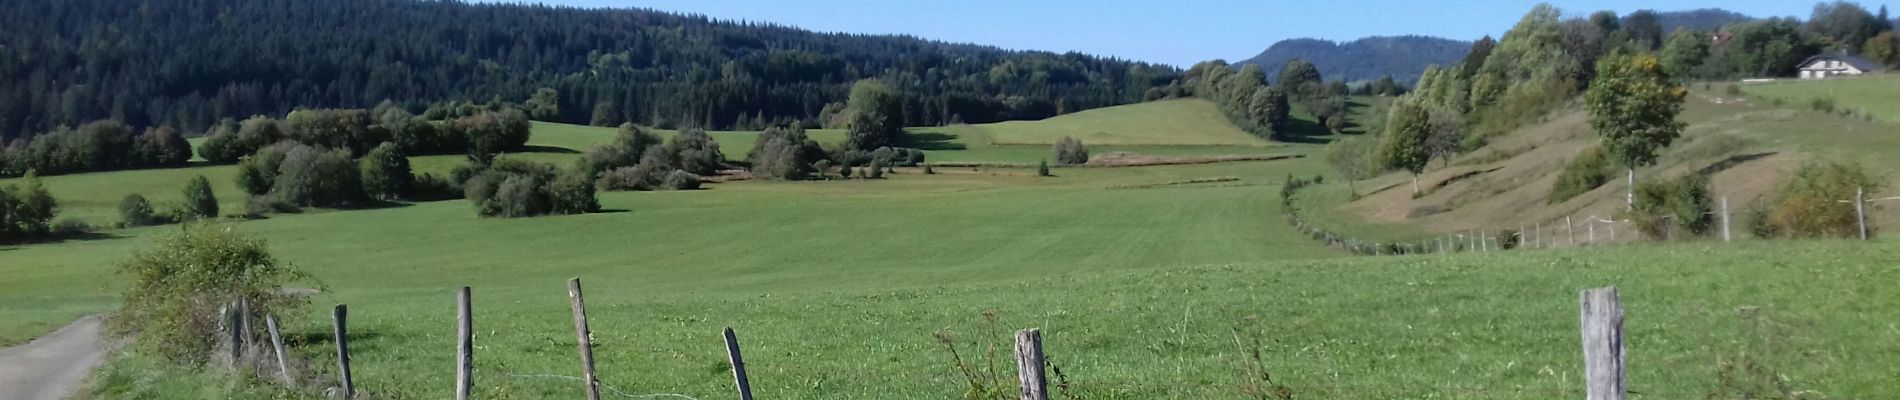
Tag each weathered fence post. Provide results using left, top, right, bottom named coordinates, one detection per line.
left=265, top=315, right=291, bottom=385
left=456, top=287, right=474, bottom=400
left=569, top=278, right=602, bottom=400
left=1608, top=220, right=1616, bottom=242
left=1857, top=187, right=1868, bottom=241
left=1722, top=197, right=1732, bottom=242
left=1536, top=221, right=1543, bottom=249
left=226, top=300, right=243, bottom=368
left=333, top=304, right=353, bottom=399
left=723, top=327, right=754, bottom=400
left=1567, top=216, right=1575, bottom=246
left=1589, top=220, right=1597, bottom=243
left=1013, top=329, right=1048, bottom=400
left=1579, top=287, right=1626, bottom=400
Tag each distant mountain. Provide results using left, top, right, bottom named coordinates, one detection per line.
left=1235, top=36, right=1471, bottom=85
left=1652, top=9, right=1754, bottom=33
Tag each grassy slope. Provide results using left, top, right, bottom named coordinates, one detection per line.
left=964, top=99, right=1275, bottom=146
left=1742, top=74, right=1900, bottom=123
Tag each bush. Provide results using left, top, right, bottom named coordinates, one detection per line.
left=1038, top=159, right=1052, bottom=177
left=271, top=145, right=363, bottom=208
left=0, top=171, right=59, bottom=241
left=241, top=195, right=300, bottom=218
left=359, top=142, right=413, bottom=201
left=463, top=160, right=597, bottom=217
left=670, top=128, right=726, bottom=175
left=866, top=158, right=886, bottom=179
left=52, top=217, right=92, bottom=235
left=119, top=194, right=163, bottom=227
left=182, top=175, right=219, bottom=219
left=1549, top=147, right=1612, bottom=203
left=235, top=141, right=297, bottom=196
left=133, top=126, right=193, bottom=168
left=748, top=126, right=823, bottom=179
left=407, top=173, right=463, bottom=201
left=110, top=223, right=309, bottom=365
left=812, top=160, right=834, bottom=180
left=575, top=123, right=663, bottom=178
left=1764, top=161, right=1881, bottom=238
left=1, top=120, right=194, bottom=177
left=1631, top=174, right=1715, bottom=240
left=661, top=170, right=702, bottom=190
left=1810, top=97, right=1836, bottom=114
left=458, top=108, right=532, bottom=164
left=1053, top=136, right=1089, bottom=165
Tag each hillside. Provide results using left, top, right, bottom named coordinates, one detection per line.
left=956, top=99, right=1274, bottom=147
left=1312, top=79, right=1900, bottom=243
left=1236, top=36, right=1471, bottom=84
left=0, top=0, right=1178, bottom=137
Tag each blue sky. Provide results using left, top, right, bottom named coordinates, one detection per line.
left=496, top=1, right=1868, bottom=67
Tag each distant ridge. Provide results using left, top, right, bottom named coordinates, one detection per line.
left=1236, top=36, right=1471, bottom=85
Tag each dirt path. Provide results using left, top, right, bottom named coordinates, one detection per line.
left=0, top=316, right=108, bottom=400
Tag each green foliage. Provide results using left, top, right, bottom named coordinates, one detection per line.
left=459, top=108, right=533, bottom=165
left=669, top=128, right=726, bottom=175
left=1549, top=146, right=1613, bottom=203
left=0, top=171, right=58, bottom=241
left=284, top=109, right=387, bottom=156
left=748, top=126, right=823, bottom=180
left=181, top=175, right=218, bottom=220
left=1807, top=1, right=1886, bottom=53
left=1053, top=136, right=1089, bottom=165
left=359, top=142, right=413, bottom=201
left=109, top=223, right=307, bottom=365
left=1037, top=159, right=1051, bottom=177
left=866, top=159, right=886, bottom=179
left=463, top=159, right=597, bottom=217
left=590, top=102, right=623, bottom=127
left=1707, top=18, right=1826, bottom=78
left=1764, top=161, right=1881, bottom=238
left=576, top=123, right=664, bottom=179
left=1660, top=29, right=1711, bottom=80
left=1631, top=174, right=1716, bottom=239
left=1470, top=4, right=1579, bottom=111
left=846, top=79, right=904, bottom=151
left=1277, top=59, right=1323, bottom=98
left=118, top=194, right=162, bottom=227
left=1, top=120, right=196, bottom=178
left=524, top=87, right=561, bottom=121
left=811, top=160, right=834, bottom=180
left=660, top=170, right=702, bottom=190
left=1587, top=53, right=1686, bottom=169
left=1376, top=100, right=1431, bottom=176
left=271, top=145, right=363, bottom=208
left=1866, top=32, right=1900, bottom=68
left=1180, top=61, right=1288, bottom=139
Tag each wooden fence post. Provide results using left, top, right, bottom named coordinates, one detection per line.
left=1567, top=216, right=1575, bottom=246
left=1857, top=187, right=1868, bottom=241
left=1013, top=329, right=1048, bottom=400
left=569, top=278, right=602, bottom=400
left=1608, top=220, right=1616, bottom=242
left=1722, top=197, right=1732, bottom=242
left=1589, top=221, right=1596, bottom=243
left=723, top=327, right=755, bottom=400
left=265, top=315, right=291, bottom=385
left=1579, top=287, right=1626, bottom=400
left=226, top=300, right=242, bottom=368
left=456, top=287, right=474, bottom=400
left=333, top=304, right=353, bottom=399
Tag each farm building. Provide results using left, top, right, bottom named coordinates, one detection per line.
left=1797, top=52, right=1883, bottom=79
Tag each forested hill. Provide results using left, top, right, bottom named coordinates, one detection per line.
left=0, top=0, right=1179, bottom=140
left=1236, top=36, right=1471, bottom=85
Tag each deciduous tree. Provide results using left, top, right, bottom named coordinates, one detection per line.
left=1586, top=54, right=1686, bottom=210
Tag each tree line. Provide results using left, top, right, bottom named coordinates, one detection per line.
left=0, top=0, right=1180, bottom=141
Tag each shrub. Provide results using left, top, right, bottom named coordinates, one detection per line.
left=1, top=120, right=185, bottom=177
left=671, top=128, right=726, bottom=175
left=661, top=170, right=702, bottom=190
left=575, top=123, right=663, bottom=178
left=235, top=141, right=297, bottom=196
left=1631, top=174, right=1715, bottom=240
left=1810, top=97, right=1836, bottom=114
left=457, top=108, right=532, bottom=164
left=359, top=142, right=413, bottom=201
left=812, top=160, right=834, bottom=180
left=748, top=126, right=823, bottom=179
left=1053, top=136, right=1089, bottom=165
left=0, top=171, right=59, bottom=241
left=464, top=160, right=596, bottom=217
left=595, top=167, right=650, bottom=191
left=285, top=109, right=386, bottom=155
left=241, top=195, right=300, bottom=218
left=133, top=126, right=193, bottom=167
left=182, top=175, right=219, bottom=219
left=867, top=158, right=886, bottom=179
left=1724, top=84, right=1744, bottom=96
left=1765, top=161, right=1881, bottom=238
left=1037, top=159, right=1052, bottom=177
left=1744, top=200, right=1777, bottom=239
left=407, top=173, right=463, bottom=201
left=52, top=217, right=92, bottom=235
left=119, top=194, right=163, bottom=227
left=271, top=145, right=363, bottom=208
left=1549, top=147, right=1612, bottom=203
left=110, top=223, right=309, bottom=365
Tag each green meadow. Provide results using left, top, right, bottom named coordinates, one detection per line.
left=1742, top=74, right=1900, bottom=123
left=3, top=98, right=1897, bottom=399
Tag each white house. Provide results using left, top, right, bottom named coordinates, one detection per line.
left=1797, top=52, right=1882, bottom=79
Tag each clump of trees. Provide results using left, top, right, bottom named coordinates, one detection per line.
left=576, top=125, right=725, bottom=190
left=359, top=142, right=413, bottom=201
left=1178, top=62, right=1291, bottom=139
left=749, top=126, right=825, bottom=180
left=109, top=223, right=308, bottom=365
left=844, top=79, right=906, bottom=151
left=1, top=121, right=193, bottom=177
left=1053, top=136, right=1089, bottom=165
left=237, top=143, right=365, bottom=208
left=202, top=103, right=532, bottom=165
left=117, top=175, right=220, bottom=227
left=0, top=172, right=58, bottom=242
left=462, top=159, right=598, bottom=218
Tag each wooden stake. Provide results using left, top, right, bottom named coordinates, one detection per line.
left=1579, top=287, right=1627, bottom=400
left=266, top=315, right=291, bottom=385
left=1567, top=216, right=1575, bottom=246
left=1013, top=329, right=1048, bottom=400
left=723, top=327, right=754, bottom=400
left=226, top=300, right=242, bottom=368
left=569, top=278, right=602, bottom=400
left=334, top=304, right=353, bottom=399
left=456, top=287, right=474, bottom=400
left=1857, top=187, right=1868, bottom=240
left=1721, top=197, right=1732, bottom=242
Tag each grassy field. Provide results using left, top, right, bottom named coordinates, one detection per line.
left=8, top=97, right=1899, bottom=399
left=1742, top=74, right=1900, bottom=123
left=954, top=99, right=1275, bottom=146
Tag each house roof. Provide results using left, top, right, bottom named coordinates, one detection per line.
left=1799, top=52, right=1884, bottom=72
